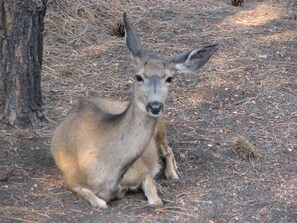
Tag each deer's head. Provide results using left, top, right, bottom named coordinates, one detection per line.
left=124, top=13, right=219, bottom=117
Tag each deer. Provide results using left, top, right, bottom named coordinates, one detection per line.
left=50, top=12, right=218, bottom=209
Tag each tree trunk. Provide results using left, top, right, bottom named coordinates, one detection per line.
left=0, top=0, right=47, bottom=128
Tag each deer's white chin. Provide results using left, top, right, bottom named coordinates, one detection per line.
left=148, top=112, right=162, bottom=117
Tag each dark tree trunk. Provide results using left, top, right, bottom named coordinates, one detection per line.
left=0, top=0, right=47, bottom=128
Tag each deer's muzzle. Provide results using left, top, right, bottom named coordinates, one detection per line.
left=146, top=102, right=164, bottom=115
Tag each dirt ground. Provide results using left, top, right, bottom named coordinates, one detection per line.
left=0, top=0, right=296, bottom=222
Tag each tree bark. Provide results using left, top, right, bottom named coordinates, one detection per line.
left=0, top=0, right=47, bottom=128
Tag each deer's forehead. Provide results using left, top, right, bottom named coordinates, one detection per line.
left=142, top=60, right=171, bottom=77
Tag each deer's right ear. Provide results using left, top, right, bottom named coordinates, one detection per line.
left=170, top=44, right=219, bottom=74
left=124, top=12, right=144, bottom=59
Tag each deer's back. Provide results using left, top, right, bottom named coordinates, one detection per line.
left=51, top=98, right=127, bottom=172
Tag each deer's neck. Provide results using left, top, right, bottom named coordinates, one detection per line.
left=116, top=99, right=156, bottom=149
left=104, top=98, right=156, bottom=163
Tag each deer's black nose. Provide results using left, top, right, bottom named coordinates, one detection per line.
left=146, top=102, right=164, bottom=115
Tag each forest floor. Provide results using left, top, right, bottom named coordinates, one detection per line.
left=0, top=0, right=296, bottom=222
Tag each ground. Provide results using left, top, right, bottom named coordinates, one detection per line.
left=0, top=0, right=296, bottom=222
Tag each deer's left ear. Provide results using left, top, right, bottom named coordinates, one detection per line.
left=170, top=44, right=219, bottom=74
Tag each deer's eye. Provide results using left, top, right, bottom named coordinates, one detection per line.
left=135, top=75, right=143, bottom=82
left=166, top=77, right=173, bottom=83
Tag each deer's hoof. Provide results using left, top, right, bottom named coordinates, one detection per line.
left=149, top=198, right=164, bottom=207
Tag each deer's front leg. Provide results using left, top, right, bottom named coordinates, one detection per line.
left=160, top=144, right=179, bottom=180
left=155, top=119, right=179, bottom=180
left=141, top=174, right=163, bottom=207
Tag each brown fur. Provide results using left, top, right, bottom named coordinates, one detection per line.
left=51, top=97, right=178, bottom=208
left=51, top=13, right=218, bottom=209
left=85, top=98, right=179, bottom=180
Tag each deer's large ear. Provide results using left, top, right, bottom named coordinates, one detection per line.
left=170, top=44, right=219, bottom=74
left=124, top=12, right=144, bottom=58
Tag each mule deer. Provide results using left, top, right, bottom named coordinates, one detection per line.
left=51, top=13, right=218, bottom=209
